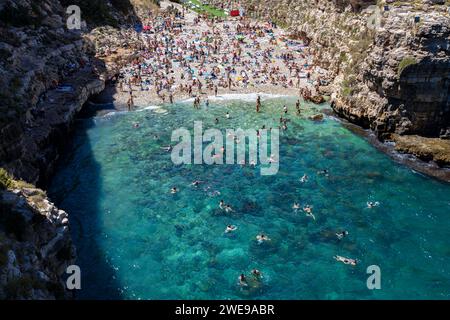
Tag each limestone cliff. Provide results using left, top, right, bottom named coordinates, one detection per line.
left=0, top=170, right=75, bottom=299
left=0, top=0, right=157, bottom=185
left=211, top=0, right=450, bottom=163
left=0, top=0, right=158, bottom=299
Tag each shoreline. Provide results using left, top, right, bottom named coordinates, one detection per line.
left=337, top=117, right=450, bottom=184
left=85, top=86, right=450, bottom=184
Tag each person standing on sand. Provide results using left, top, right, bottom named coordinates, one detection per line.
left=256, top=95, right=261, bottom=113
left=127, top=94, right=134, bottom=111
left=214, top=85, right=218, bottom=97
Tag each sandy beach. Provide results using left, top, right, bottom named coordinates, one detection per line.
left=108, top=0, right=325, bottom=110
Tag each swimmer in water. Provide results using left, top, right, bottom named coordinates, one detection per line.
left=269, top=154, right=278, bottom=163
left=292, top=202, right=300, bottom=211
left=303, top=205, right=316, bottom=220
left=133, top=122, right=140, bottom=128
left=161, top=145, right=173, bottom=152
left=226, top=112, right=230, bottom=119
left=225, top=225, right=238, bottom=233
left=317, top=169, right=329, bottom=177
left=215, top=118, right=219, bottom=124
left=219, top=200, right=225, bottom=210
left=334, top=255, right=357, bottom=266
left=238, top=274, right=248, bottom=287
left=191, top=180, right=203, bottom=187
left=171, top=187, right=178, bottom=194
left=300, top=174, right=309, bottom=183
left=367, top=201, right=380, bottom=208
left=256, top=234, right=271, bottom=244
left=336, top=230, right=349, bottom=240
left=251, top=269, right=262, bottom=280
left=225, top=204, right=234, bottom=213
left=283, top=105, right=288, bottom=114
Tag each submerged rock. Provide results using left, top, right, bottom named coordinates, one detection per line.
left=309, top=114, right=324, bottom=121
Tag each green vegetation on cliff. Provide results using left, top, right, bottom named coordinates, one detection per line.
left=398, top=56, right=417, bottom=77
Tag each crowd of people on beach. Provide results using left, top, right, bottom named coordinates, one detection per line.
left=116, top=2, right=322, bottom=110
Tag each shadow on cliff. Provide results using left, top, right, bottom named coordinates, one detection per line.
left=390, top=57, right=450, bottom=137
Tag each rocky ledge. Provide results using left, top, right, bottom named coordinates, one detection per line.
left=0, top=172, right=75, bottom=299
left=391, top=134, right=450, bottom=166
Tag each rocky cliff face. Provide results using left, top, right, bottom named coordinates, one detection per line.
left=0, top=172, right=75, bottom=299
left=0, top=0, right=155, bottom=185
left=0, top=0, right=157, bottom=299
left=211, top=0, right=450, bottom=156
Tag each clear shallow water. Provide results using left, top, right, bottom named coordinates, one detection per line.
left=49, top=96, right=450, bottom=300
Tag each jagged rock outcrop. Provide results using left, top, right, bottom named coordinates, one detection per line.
left=211, top=0, right=450, bottom=164
left=0, top=174, right=75, bottom=299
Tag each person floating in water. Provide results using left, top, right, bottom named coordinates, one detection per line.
left=367, top=201, right=380, bottom=208
left=191, top=180, right=203, bottom=187
left=256, top=234, right=271, bottom=244
left=317, top=169, right=329, bottom=177
left=251, top=269, right=263, bottom=280
left=334, top=255, right=357, bottom=266
left=225, top=225, right=238, bottom=233
left=219, top=200, right=225, bottom=210
left=225, top=204, right=234, bottom=213
left=303, top=205, right=316, bottom=220
left=336, top=230, right=349, bottom=240
left=238, top=274, right=248, bottom=287
left=226, top=112, right=230, bottom=119
left=171, top=187, right=178, bottom=194
left=256, top=95, right=261, bottom=113
left=133, top=122, right=140, bottom=128
left=292, top=202, right=300, bottom=211
left=300, top=174, right=309, bottom=183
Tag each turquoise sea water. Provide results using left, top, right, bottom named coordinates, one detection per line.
left=49, top=96, right=450, bottom=299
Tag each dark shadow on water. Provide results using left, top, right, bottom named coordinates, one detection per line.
left=49, top=115, right=123, bottom=299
